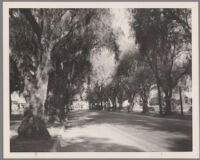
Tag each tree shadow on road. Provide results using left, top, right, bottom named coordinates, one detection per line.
left=66, top=111, right=192, bottom=152
left=10, top=136, right=59, bottom=152
left=57, top=136, right=143, bottom=152
left=68, top=111, right=192, bottom=136
left=165, top=137, right=192, bottom=151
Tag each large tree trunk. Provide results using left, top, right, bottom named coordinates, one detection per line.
left=18, top=108, right=50, bottom=139
left=18, top=45, right=53, bottom=139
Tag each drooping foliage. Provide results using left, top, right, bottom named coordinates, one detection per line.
left=132, top=9, right=191, bottom=114
left=10, top=8, right=120, bottom=138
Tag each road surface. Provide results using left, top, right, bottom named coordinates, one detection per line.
left=52, top=110, right=192, bottom=152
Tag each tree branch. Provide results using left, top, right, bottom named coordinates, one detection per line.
left=19, top=9, right=42, bottom=41
left=172, top=60, right=191, bottom=88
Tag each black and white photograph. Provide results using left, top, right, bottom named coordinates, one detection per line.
left=2, top=1, right=199, bottom=159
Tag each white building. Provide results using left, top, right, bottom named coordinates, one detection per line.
left=11, top=91, right=26, bottom=115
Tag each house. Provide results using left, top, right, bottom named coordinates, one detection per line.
left=148, top=80, right=192, bottom=113
left=70, top=94, right=89, bottom=110
left=71, top=101, right=89, bottom=110
left=11, top=91, right=26, bottom=115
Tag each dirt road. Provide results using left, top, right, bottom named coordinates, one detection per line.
left=54, top=110, right=192, bottom=152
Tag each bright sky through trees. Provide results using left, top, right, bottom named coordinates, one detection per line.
left=90, top=9, right=136, bottom=89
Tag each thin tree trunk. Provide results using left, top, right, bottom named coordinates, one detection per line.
left=100, top=99, right=103, bottom=110
left=164, top=91, right=172, bottom=115
left=112, top=98, right=117, bottom=111
left=128, top=100, right=132, bottom=113
left=157, top=83, right=163, bottom=115
left=119, top=98, right=123, bottom=112
left=128, top=93, right=135, bottom=113
left=142, top=98, right=148, bottom=113
left=128, top=101, right=134, bottom=113
left=103, top=101, right=106, bottom=111
left=179, top=87, right=184, bottom=116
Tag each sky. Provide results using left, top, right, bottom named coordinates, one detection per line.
left=110, top=8, right=135, bottom=56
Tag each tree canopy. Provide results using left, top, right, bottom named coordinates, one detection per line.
left=132, top=9, right=191, bottom=114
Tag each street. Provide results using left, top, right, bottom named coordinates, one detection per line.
left=52, top=110, right=192, bottom=152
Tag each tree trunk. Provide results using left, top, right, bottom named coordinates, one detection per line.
left=128, top=101, right=134, bottom=113
left=179, top=87, right=184, bottom=116
left=100, top=99, right=103, bottom=110
left=157, top=83, right=163, bottom=115
left=17, top=45, right=53, bottom=139
left=142, top=98, right=148, bottom=113
left=119, top=98, right=123, bottom=112
left=103, top=102, right=106, bottom=111
left=112, top=98, right=117, bottom=111
left=128, top=93, right=135, bottom=113
left=18, top=108, right=50, bottom=139
left=164, top=91, right=172, bottom=115
left=140, top=88, right=149, bottom=114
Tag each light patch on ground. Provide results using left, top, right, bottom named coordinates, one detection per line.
left=59, top=123, right=188, bottom=152
left=55, top=111, right=192, bottom=152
